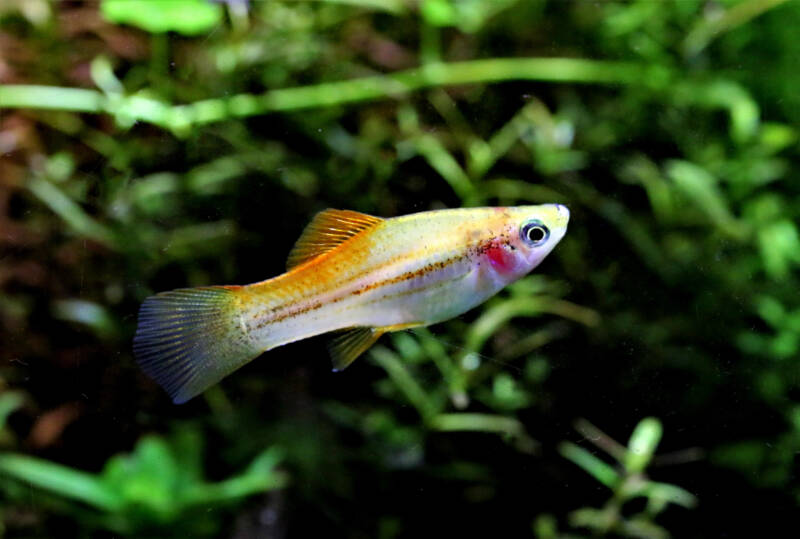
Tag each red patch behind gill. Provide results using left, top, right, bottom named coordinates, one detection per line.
left=485, top=243, right=516, bottom=275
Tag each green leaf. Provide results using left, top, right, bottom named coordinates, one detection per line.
left=420, top=0, right=521, bottom=33
left=624, top=417, right=662, bottom=474
left=665, top=160, right=746, bottom=238
left=90, top=55, right=123, bottom=94
left=420, top=0, right=457, bottom=27
left=370, top=346, right=439, bottom=420
left=317, top=0, right=407, bottom=14
left=759, top=122, right=796, bottom=153
left=0, top=430, right=285, bottom=531
left=51, top=299, right=119, bottom=339
left=0, top=392, right=25, bottom=432
left=757, top=220, right=800, bottom=279
left=532, top=514, right=559, bottom=538
left=27, top=176, right=117, bottom=248
left=101, top=436, right=181, bottom=521
left=638, top=481, right=698, bottom=509
left=568, top=507, right=615, bottom=532
left=187, top=447, right=287, bottom=505
left=621, top=517, right=670, bottom=539
left=429, top=413, right=538, bottom=453
left=756, top=296, right=786, bottom=328
left=558, top=442, right=620, bottom=488
left=100, top=0, right=223, bottom=35
left=0, top=453, right=121, bottom=511
left=489, top=373, right=531, bottom=410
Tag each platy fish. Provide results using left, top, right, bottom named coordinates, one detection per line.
left=134, top=204, right=570, bottom=403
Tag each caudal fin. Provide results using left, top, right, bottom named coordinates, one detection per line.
left=133, top=286, right=260, bottom=403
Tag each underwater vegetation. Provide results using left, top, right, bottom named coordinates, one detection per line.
left=1, top=0, right=799, bottom=537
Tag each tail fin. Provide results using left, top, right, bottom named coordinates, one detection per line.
left=133, top=286, right=260, bottom=404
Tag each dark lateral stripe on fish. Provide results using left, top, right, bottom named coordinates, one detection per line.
left=252, top=253, right=468, bottom=328
left=256, top=245, right=467, bottom=317
left=358, top=266, right=473, bottom=308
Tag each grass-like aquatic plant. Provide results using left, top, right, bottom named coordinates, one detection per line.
left=0, top=427, right=286, bottom=535
left=2, top=0, right=800, bottom=536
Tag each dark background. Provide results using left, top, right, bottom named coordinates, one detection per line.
left=2, top=0, right=800, bottom=537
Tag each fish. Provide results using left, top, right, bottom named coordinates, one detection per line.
left=133, top=204, right=570, bottom=403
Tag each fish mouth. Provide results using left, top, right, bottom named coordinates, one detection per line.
left=550, top=203, right=570, bottom=228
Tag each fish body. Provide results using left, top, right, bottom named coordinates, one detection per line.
left=134, top=204, right=570, bottom=403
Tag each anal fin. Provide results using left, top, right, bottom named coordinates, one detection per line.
left=328, top=323, right=424, bottom=372
left=329, top=328, right=384, bottom=372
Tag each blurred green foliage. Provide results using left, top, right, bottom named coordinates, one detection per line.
left=0, top=428, right=286, bottom=535
left=101, top=0, right=224, bottom=35
left=1, top=0, right=800, bottom=537
left=554, top=418, right=696, bottom=539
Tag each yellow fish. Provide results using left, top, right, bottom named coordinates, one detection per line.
left=134, top=204, right=570, bottom=403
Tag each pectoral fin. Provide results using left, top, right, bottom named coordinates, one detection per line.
left=328, top=323, right=424, bottom=372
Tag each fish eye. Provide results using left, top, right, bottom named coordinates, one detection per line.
left=521, top=220, right=549, bottom=246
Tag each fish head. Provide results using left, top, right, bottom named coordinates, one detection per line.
left=477, top=204, right=570, bottom=280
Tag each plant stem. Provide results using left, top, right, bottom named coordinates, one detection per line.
left=683, top=0, right=792, bottom=57
left=370, top=346, right=438, bottom=420
left=0, top=57, right=666, bottom=134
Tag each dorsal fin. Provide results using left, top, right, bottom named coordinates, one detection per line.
left=286, top=209, right=383, bottom=270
